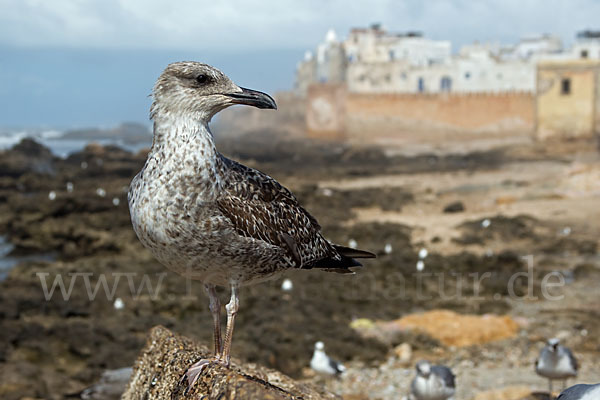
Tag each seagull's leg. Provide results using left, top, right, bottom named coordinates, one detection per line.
left=549, top=379, right=553, bottom=394
left=221, top=283, right=240, bottom=366
left=182, top=283, right=222, bottom=392
left=205, top=283, right=222, bottom=358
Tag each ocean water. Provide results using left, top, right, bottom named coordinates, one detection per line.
left=0, top=236, right=57, bottom=281
left=0, top=129, right=150, bottom=157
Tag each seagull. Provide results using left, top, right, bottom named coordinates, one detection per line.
left=410, top=360, right=456, bottom=400
left=128, top=62, right=375, bottom=390
left=535, top=338, right=578, bottom=394
left=310, top=341, right=346, bottom=376
left=384, top=243, right=393, bottom=254
left=79, top=367, right=132, bottom=400
left=416, top=260, right=425, bottom=271
left=281, top=278, right=293, bottom=291
left=558, top=383, right=600, bottom=400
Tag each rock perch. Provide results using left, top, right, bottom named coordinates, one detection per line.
left=122, top=326, right=339, bottom=400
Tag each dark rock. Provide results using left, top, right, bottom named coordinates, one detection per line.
left=443, top=201, right=465, bottom=213
left=0, top=139, right=56, bottom=177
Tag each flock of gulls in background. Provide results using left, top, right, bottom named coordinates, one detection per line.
left=47, top=181, right=123, bottom=207
left=79, top=335, right=595, bottom=399
left=310, top=337, right=594, bottom=399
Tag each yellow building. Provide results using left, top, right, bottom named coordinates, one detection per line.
left=536, top=59, right=600, bottom=140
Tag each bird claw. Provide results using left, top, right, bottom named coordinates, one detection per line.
left=181, top=359, right=212, bottom=394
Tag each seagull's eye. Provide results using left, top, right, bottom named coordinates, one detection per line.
left=196, top=74, right=208, bottom=84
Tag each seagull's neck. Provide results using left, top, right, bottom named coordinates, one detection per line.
left=152, top=112, right=216, bottom=151
left=149, top=113, right=222, bottom=192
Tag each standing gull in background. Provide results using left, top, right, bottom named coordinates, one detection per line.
left=310, top=341, right=346, bottom=376
left=79, top=367, right=133, bottom=400
left=535, top=338, right=578, bottom=394
left=410, top=360, right=456, bottom=400
left=558, top=383, right=600, bottom=400
left=128, top=62, right=374, bottom=390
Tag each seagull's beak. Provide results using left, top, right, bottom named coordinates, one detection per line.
left=226, top=87, right=277, bottom=110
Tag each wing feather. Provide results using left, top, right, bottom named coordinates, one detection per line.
left=217, top=157, right=334, bottom=267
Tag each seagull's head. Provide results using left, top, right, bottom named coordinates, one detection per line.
left=314, top=341, right=325, bottom=351
left=151, top=61, right=277, bottom=122
left=547, top=338, right=560, bottom=351
left=415, top=360, right=431, bottom=377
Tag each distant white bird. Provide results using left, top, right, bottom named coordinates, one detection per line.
left=96, top=188, right=106, bottom=197
left=348, top=239, right=358, bottom=249
left=416, top=260, right=425, bottom=272
left=535, top=338, right=578, bottom=393
left=80, top=367, right=132, bottom=400
left=48, top=191, right=56, bottom=201
left=81, top=161, right=88, bottom=169
left=281, top=278, right=293, bottom=291
left=558, top=383, right=600, bottom=400
left=66, top=182, right=74, bottom=192
left=418, top=248, right=428, bottom=259
left=384, top=243, right=393, bottom=255
left=321, top=188, right=333, bottom=197
left=481, top=219, right=491, bottom=228
left=113, top=298, right=124, bottom=310
left=310, top=341, right=345, bottom=376
left=411, top=360, right=455, bottom=400
left=112, top=197, right=120, bottom=206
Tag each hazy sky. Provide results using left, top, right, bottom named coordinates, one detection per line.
left=1, top=0, right=599, bottom=128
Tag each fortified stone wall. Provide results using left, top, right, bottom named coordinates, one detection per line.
left=306, top=84, right=535, bottom=142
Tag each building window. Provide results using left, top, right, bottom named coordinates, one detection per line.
left=581, top=49, right=589, bottom=58
left=418, top=77, right=425, bottom=93
left=440, top=76, right=452, bottom=92
left=561, top=78, right=571, bottom=95
left=465, top=72, right=471, bottom=79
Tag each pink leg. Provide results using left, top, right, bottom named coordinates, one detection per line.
left=182, top=284, right=223, bottom=392
left=221, top=283, right=239, bottom=366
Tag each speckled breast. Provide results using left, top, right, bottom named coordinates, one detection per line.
left=128, top=169, right=289, bottom=287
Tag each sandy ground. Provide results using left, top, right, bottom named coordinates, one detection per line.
left=319, top=158, right=600, bottom=257
left=307, top=146, right=600, bottom=399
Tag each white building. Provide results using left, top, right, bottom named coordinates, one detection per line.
left=295, top=26, right=595, bottom=95
left=295, top=29, right=346, bottom=93
left=571, top=30, right=600, bottom=59
left=499, top=34, right=563, bottom=61
left=344, top=24, right=451, bottom=66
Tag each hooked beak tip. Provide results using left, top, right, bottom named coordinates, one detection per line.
left=226, top=87, right=277, bottom=110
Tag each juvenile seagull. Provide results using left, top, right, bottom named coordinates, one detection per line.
left=535, top=338, right=578, bottom=394
left=558, top=383, right=600, bottom=400
left=310, top=341, right=346, bottom=376
left=410, top=360, right=456, bottom=400
left=128, top=62, right=374, bottom=389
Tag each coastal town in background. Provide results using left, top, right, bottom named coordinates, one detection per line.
left=1, top=14, right=600, bottom=400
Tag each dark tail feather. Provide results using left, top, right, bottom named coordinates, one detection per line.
left=310, top=255, right=362, bottom=273
left=308, top=245, right=375, bottom=274
left=333, top=245, right=376, bottom=259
